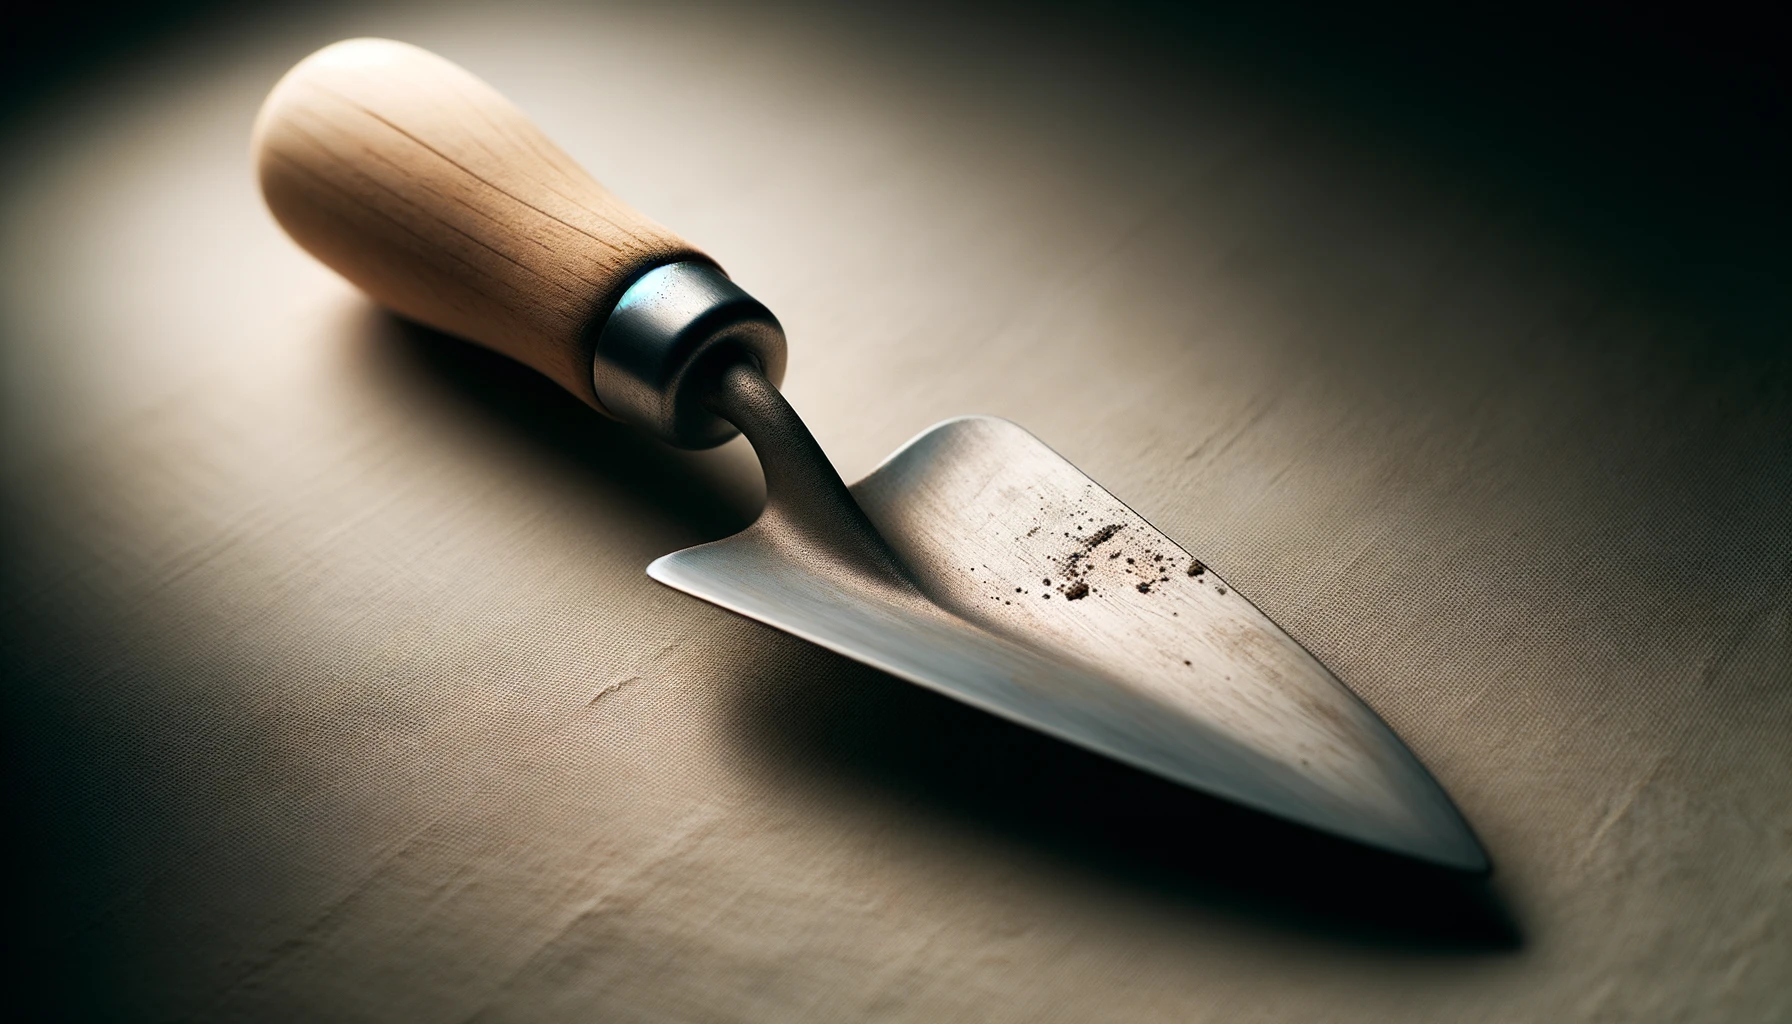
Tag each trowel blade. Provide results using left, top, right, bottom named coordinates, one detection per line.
left=650, top=416, right=1487, bottom=871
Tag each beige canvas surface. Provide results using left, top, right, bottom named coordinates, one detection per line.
left=3, top=3, right=1787, bottom=1021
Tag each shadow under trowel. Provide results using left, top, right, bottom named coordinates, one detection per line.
left=723, top=641, right=1524, bottom=956
left=364, top=308, right=1520, bottom=956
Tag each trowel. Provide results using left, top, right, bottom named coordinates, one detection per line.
left=253, top=39, right=1487, bottom=872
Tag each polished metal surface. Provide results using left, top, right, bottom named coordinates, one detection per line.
left=591, top=262, right=787, bottom=448
left=652, top=416, right=1488, bottom=871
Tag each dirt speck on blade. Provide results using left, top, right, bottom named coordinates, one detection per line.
left=1187, top=559, right=1205, bottom=577
left=1057, top=523, right=1125, bottom=574
left=1061, top=580, right=1090, bottom=600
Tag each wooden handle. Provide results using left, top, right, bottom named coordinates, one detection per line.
left=252, top=38, right=711, bottom=407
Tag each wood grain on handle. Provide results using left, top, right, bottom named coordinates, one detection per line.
left=252, top=38, right=711, bottom=408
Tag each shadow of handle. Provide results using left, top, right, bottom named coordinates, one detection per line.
left=359, top=308, right=764, bottom=544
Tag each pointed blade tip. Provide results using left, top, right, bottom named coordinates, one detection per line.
left=1427, top=819, right=1493, bottom=875
left=1367, top=796, right=1491, bottom=875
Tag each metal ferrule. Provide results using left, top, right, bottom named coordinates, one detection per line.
left=590, top=262, right=787, bottom=449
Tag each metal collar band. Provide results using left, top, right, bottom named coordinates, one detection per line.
left=591, top=262, right=788, bottom=449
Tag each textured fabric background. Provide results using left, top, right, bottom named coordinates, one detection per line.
left=3, top=3, right=1787, bottom=1021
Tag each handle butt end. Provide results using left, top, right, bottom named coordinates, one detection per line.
left=251, top=38, right=714, bottom=409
